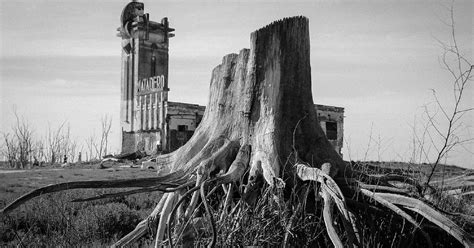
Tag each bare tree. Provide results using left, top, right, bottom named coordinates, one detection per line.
left=10, top=109, right=35, bottom=169
left=2, top=17, right=472, bottom=247
left=421, top=3, right=473, bottom=184
left=83, top=116, right=112, bottom=161
left=85, top=134, right=98, bottom=162
left=372, top=134, right=393, bottom=162
left=1, top=133, right=18, bottom=168
left=61, top=124, right=71, bottom=162
left=362, top=122, right=374, bottom=161
left=409, top=116, right=433, bottom=164
left=99, top=115, right=112, bottom=158
left=33, top=139, right=46, bottom=166
left=46, top=122, right=67, bottom=165
left=68, top=140, right=78, bottom=163
left=56, top=123, right=78, bottom=163
left=1, top=109, right=35, bottom=169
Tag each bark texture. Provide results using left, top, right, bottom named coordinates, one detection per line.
left=2, top=16, right=473, bottom=248
left=156, top=16, right=344, bottom=186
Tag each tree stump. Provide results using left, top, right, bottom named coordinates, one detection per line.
left=2, top=17, right=472, bottom=248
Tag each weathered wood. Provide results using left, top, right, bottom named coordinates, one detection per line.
left=1, top=171, right=191, bottom=214
left=2, top=16, right=472, bottom=248
left=153, top=17, right=344, bottom=186
left=360, top=189, right=433, bottom=247
left=370, top=191, right=473, bottom=247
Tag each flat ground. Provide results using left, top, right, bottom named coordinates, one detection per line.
left=0, top=162, right=158, bottom=206
left=0, top=161, right=163, bottom=247
left=0, top=161, right=472, bottom=247
left=0, top=161, right=471, bottom=206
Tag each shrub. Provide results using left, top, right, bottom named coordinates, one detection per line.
left=0, top=189, right=161, bottom=247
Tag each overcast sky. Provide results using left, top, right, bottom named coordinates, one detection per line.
left=1, top=0, right=472, bottom=168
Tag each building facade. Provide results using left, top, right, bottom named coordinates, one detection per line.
left=315, top=104, right=344, bottom=154
left=118, top=1, right=344, bottom=155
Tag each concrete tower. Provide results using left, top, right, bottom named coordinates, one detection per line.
left=117, top=1, right=174, bottom=154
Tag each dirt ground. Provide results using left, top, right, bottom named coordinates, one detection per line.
left=0, top=162, right=157, bottom=207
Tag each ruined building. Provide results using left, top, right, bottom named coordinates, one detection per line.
left=117, top=1, right=205, bottom=154
left=315, top=104, right=344, bottom=154
left=118, top=1, right=344, bottom=155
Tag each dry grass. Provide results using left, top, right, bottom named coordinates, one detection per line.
left=0, top=161, right=472, bottom=247
left=0, top=163, right=162, bottom=247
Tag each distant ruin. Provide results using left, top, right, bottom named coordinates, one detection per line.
left=3, top=4, right=470, bottom=248
left=117, top=1, right=344, bottom=155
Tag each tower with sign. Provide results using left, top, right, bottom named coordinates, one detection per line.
left=118, top=0, right=175, bottom=154
left=116, top=1, right=343, bottom=156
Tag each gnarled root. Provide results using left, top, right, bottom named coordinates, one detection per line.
left=297, top=162, right=473, bottom=248
left=3, top=149, right=471, bottom=247
left=359, top=189, right=433, bottom=248
left=0, top=170, right=191, bottom=215
left=297, top=163, right=359, bottom=248
left=2, top=16, right=472, bottom=248
left=165, top=144, right=251, bottom=247
left=155, top=192, right=178, bottom=247
left=361, top=190, right=473, bottom=247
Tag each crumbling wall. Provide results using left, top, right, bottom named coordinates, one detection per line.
left=121, top=131, right=161, bottom=155
left=315, top=104, right=344, bottom=155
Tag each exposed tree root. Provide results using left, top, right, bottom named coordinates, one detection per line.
left=112, top=194, right=168, bottom=247
left=296, top=163, right=473, bottom=247
left=297, top=163, right=358, bottom=247
left=429, top=173, right=474, bottom=187
left=168, top=185, right=200, bottom=248
left=71, top=186, right=175, bottom=202
left=153, top=192, right=175, bottom=247
left=200, top=179, right=217, bottom=248
left=357, top=181, right=412, bottom=194
left=368, top=191, right=473, bottom=247
left=359, top=188, right=433, bottom=247
left=2, top=16, right=473, bottom=248
left=321, top=189, right=344, bottom=248
left=0, top=171, right=191, bottom=214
